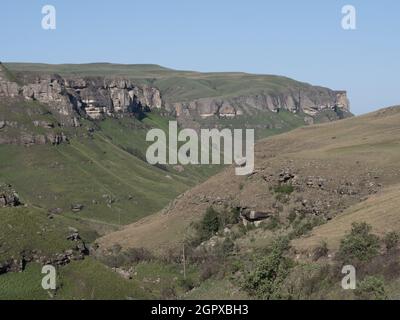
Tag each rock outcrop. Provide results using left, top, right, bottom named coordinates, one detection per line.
left=0, top=62, right=162, bottom=127
left=0, top=183, right=21, bottom=207
left=165, top=88, right=350, bottom=121
left=1, top=62, right=351, bottom=146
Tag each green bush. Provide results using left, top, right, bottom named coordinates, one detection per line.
left=192, top=207, right=242, bottom=246
left=355, top=276, right=387, bottom=300
left=262, top=215, right=281, bottom=231
left=220, top=237, right=235, bottom=255
left=220, top=207, right=241, bottom=226
left=123, top=247, right=153, bottom=264
left=290, top=217, right=323, bottom=239
left=338, top=222, right=380, bottom=262
left=274, top=184, right=294, bottom=195
left=234, top=223, right=255, bottom=238
left=178, top=278, right=195, bottom=292
left=384, top=231, right=400, bottom=251
left=197, top=207, right=220, bottom=241
left=99, top=247, right=153, bottom=268
left=243, top=236, right=293, bottom=299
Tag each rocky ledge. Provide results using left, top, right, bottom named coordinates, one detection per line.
left=165, top=88, right=350, bottom=122
left=1, top=62, right=351, bottom=145
left=0, top=63, right=162, bottom=127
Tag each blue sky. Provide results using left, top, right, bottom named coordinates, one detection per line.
left=1, top=0, right=399, bottom=114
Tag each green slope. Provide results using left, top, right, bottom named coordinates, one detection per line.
left=0, top=64, right=335, bottom=300
left=0, top=259, right=152, bottom=300
left=0, top=114, right=220, bottom=227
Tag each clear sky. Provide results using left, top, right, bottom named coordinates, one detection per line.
left=1, top=0, right=399, bottom=115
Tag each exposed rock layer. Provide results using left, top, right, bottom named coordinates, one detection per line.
left=0, top=63, right=162, bottom=127
left=165, top=88, right=350, bottom=120
left=1, top=62, right=351, bottom=145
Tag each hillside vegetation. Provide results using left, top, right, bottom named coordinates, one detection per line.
left=0, top=63, right=354, bottom=299
left=96, top=106, right=400, bottom=299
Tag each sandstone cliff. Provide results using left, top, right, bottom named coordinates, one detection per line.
left=1, top=62, right=351, bottom=146
left=165, top=87, right=349, bottom=121
left=0, top=63, right=162, bottom=127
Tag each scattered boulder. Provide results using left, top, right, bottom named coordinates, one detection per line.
left=67, top=232, right=80, bottom=241
left=173, top=165, right=185, bottom=173
left=48, top=207, right=63, bottom=215
left=71, top=204, right=84, bottom=212
left=278, top=169, right=295, bottom=183
left=112, top=267, right=132, bottom=280
left=33, top=120, right=55, bottom=129
left=0, top=184, right=21, bottom=207
left=240, top=209, right=271, bottom=222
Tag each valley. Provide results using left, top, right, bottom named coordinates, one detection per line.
left=1, top=61, right=382, bottom=300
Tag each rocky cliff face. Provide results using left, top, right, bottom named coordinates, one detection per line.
left=165, top=87, right=350, bottom=121
left=1, top=62, right=351, bottom=146
left=0, top=63, right=162, bottom=128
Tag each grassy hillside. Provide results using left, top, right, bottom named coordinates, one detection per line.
left=293, top=183, right=400, bottom=252
left=0, top=259, right=152, bottom=300
left=0, top=92, right=223, bottom=299
left=99, top=106, right=400, bottom=251
left=0, top=205, right=153, bottom=300
left=95, top=105, right=400, bottom=299
left=0, top=108, right=222, bottom=228
left=0, top=63, right=353, bottom=300
left=0, top=206, right=95, bottom=262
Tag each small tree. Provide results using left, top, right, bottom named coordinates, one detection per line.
left=243, top=236, right=293, bottom=299
left=355, top=276, right=387, bottom=300
left=195, top=207, right=220, bottom=243
left=338, top=222, right=380, bottom=262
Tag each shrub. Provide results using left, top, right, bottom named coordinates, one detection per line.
left=110, top=244, right=122, bottom=255
left=199, top=258, right=222, bottom=281
left=312, top=241, right=329, bottom=261
left=178, top=278, right=195, bottom=292
left=220, top=237, right=235, bottom=255
left=100, top=254, right=126, bottom=268
left=280, top=263, right=331, bottom=300
left=290, top=217, right=322, bottom=239
left=124, top=247, right=153, bottom=264
left=99, top=247, right=153, bottom=268
left=338, top=222, right=380, bottom=262
left=193, top=207, right=242, bottom=246
left=160, top=247, right=182, bottom=264
left=243, top=236, right=293, bottom=299
left=287, top=210, right=297, bottom=224
left=263, top=215, right=281, bottom=231
left=355, top=276, right=387, bottom=300
left=219, top=207, right=241, bottom=226
left=384, top=231, right=400, bottom=251
left=160, top=284, right=177, bottom=300
left=197, top=207, right=220, bottom=241
left=357, top=250, right=400, bottom=281
left=274, top=184, right=294, bottom=195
